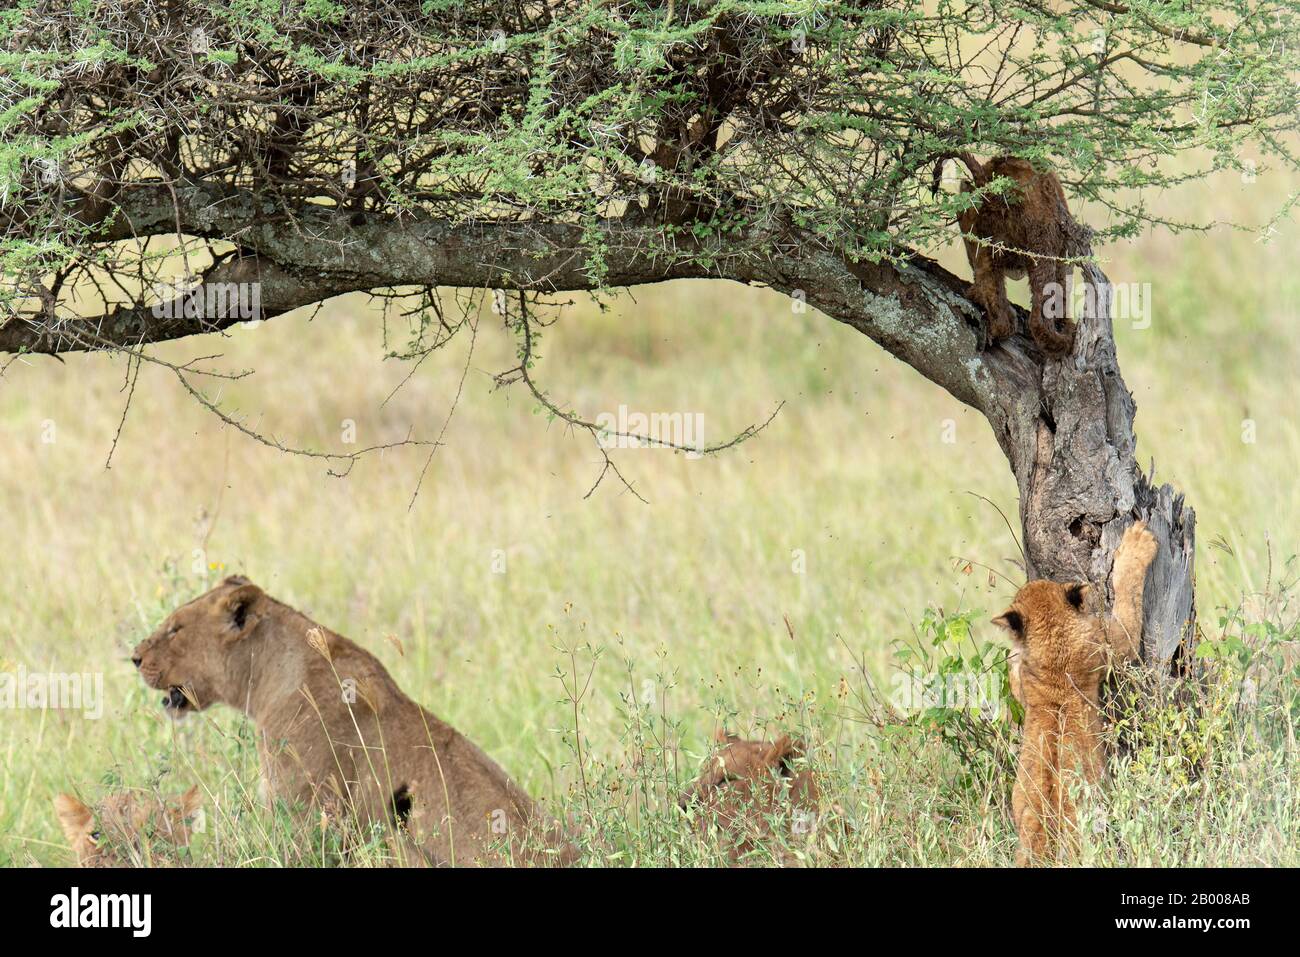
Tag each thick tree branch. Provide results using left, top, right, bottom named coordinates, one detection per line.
left=2, top=182, right=999, bottom=414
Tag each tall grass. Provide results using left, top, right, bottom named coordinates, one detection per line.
left=0, top=166, right=1295, bottom=866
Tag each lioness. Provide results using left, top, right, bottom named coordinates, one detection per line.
left=993, top=521, right=1158, bottom=865
left=678, top=732, right=822, bottom=864
left=132, top=576, right=574, bottom=866
left=54, top=787, right=201, bottom=867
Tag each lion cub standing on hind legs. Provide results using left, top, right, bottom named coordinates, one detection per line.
left=132, top=576, right=577, bottom=866
left=993, top=521, right=1158, bottom=865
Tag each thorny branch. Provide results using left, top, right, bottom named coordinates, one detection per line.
left=1, top=0, right=1293, bottom=503
left=492, top=290, right=784, bottom=501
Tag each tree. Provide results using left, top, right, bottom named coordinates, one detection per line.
left=3, top=0, right=1297, bottom=665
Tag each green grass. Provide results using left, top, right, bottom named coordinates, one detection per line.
left=0, top=166, right=1296, bottom=867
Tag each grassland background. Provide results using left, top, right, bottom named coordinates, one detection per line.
left=1, top=163, right=1296, bottom=866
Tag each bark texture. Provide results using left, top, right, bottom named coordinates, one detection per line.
left=987, top=261, right=1197, bottom=666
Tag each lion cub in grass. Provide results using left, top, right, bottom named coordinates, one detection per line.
left=54, top=787, right=201, bottom=867
left=132, top=576, right=575, bottom=867
left=994, top=521, right=1158, bottom=865
left=678, top=732, right=822, bottom=864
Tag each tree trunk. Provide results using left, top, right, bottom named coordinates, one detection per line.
left=985, top=260, right=1197, bottom=667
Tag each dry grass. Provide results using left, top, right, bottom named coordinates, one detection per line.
left=0, top=164, right=1296, bottom=866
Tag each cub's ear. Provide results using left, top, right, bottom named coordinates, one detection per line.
left=765, top=735, right=805, bottom=775
left=53, top=794, right=93, bottom=842
left=764, top=734, right=795, bottom=765
left=1064, top=583, right=1090, bottom=610
left=178, top=785, right=203, bottom=818
left=992, top=609, right=1024, bottom=636
left=221, top=582, right=263, bottom=639
left=221, top=574, right=251, bottom=587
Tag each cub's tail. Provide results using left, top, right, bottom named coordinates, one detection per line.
left=929, top=151, right=987, bottom=194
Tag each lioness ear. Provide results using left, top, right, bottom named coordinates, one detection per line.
left=222, top=583, right=263, bottom=638
left=1065, top=583, right=1089, bottom=610
left=992, top=609, right=1024, bottom=636
left=53, top=794, right=93, bottom=842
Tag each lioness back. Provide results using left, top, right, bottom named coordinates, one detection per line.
left=133, top=576, right=575, bottom=866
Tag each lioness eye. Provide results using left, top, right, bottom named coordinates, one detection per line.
left=89, top=830, right=101, bottom=843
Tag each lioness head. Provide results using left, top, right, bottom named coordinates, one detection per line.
left=132, top=575, right=266, bottom=716
left=54, top=787, right=202, bottom=867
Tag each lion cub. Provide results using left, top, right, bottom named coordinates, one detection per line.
left=994, top=521, right=1158, bottom=865
left=938, top=152, right=1081, bottom=355
left=132, top=577, right=575, bottom=867
left=54, top=787, right=201, bottom=867
left=678, top=732, right=821, bottom=864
